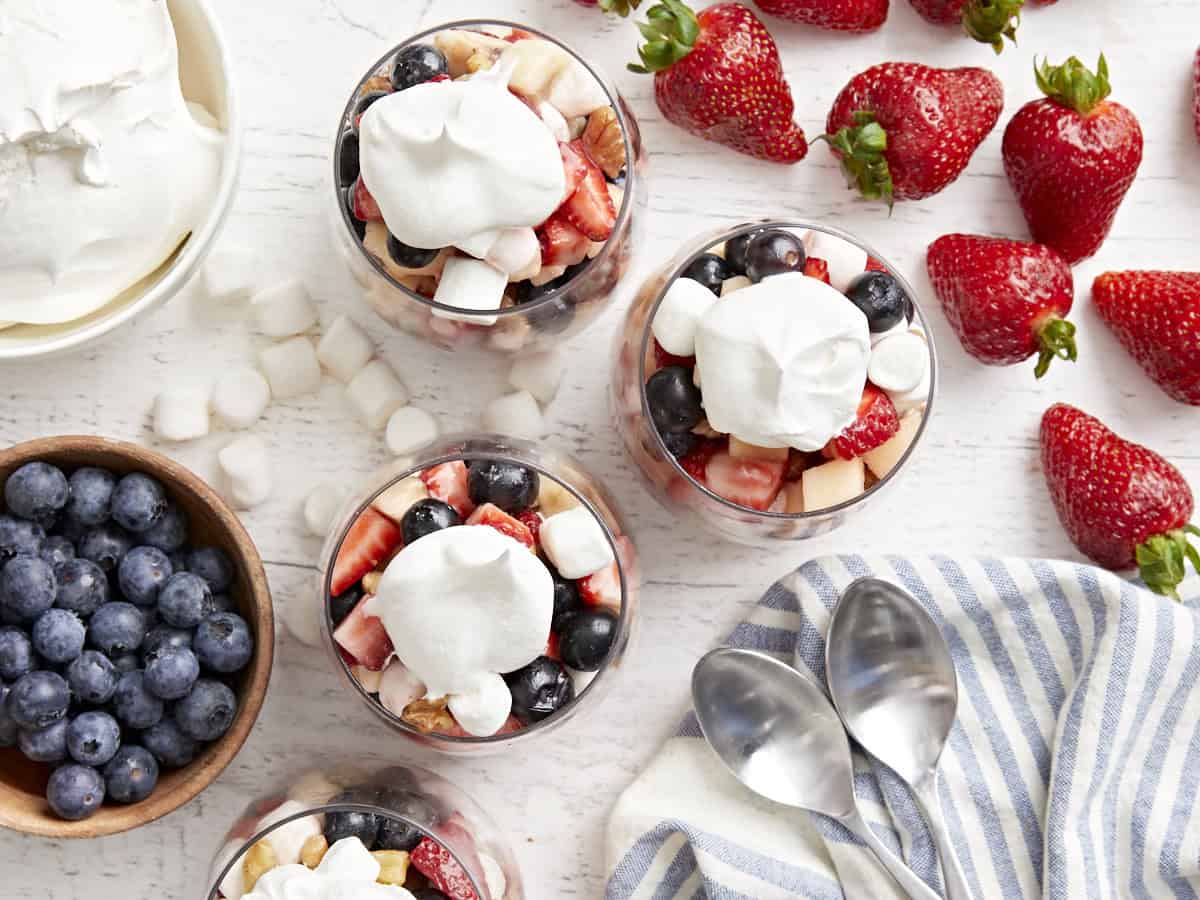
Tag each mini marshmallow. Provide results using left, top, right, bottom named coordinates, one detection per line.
left=385, top=406, right=440, bottom=456
left=346, top=359, right=409, bottom=430
left=303, top=482, right=347, bottom=537
left=530, top=263, right=566, bottom=287
left=455, top=229, right=500, bottom=260
left=218, top=435, right=272, bottom=509
left=447, top=672, right=512, bottom=737
left=378, top=660, right=427, bottom=716
left=256, top=801, right=322, bottom=865
left=278, top=589, right=323, bottom=646
left=537, top=100, right=569, bottom=142
left=871, top=318, right=910, bottom=346
left=869, top=332, right=928, bottom=393
left=317, top=315, right=374, bottom=384
left=251, top=280, right=319, bottom=338
left=539, top=504, right=615, bottom=579
left=153, top=389, right=210, bottom=442
left=482, top=390, right=544, bottom=440
left=259, top=337, right=321, bottom=400
left=486, top=227, right=541, bottom=277
left=201, top=248, right=261, bottom=309
left=508, top=350, right=565, bottom=405
left=805, top=231, right=869, bottom=293
left=887, top=359, right=931, bottom=416
left=546, top=59, right=610, bottom=118
left=211, top=368, right=270, bottom=430
left=652, top=276, right=719, bottom=356
left=432, top=256, right=507, bottom=325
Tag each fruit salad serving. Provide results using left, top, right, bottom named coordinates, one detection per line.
left=321, top=438, right=636, bottom=748
left=211, top=764, right=521, bottom=899
left=613, top=222, right=934, bottom=544
left=333, top=21, right=644, bottom=354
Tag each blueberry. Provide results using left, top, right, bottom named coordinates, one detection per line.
left=193, top=613, right=253, bottom=674
left=338, top=129, right=360, bottom=186
left=141, top=718, right=198, bottom=769
left=32, top=609, right=86, bottom=664
left=39, top=535, right=75, bottom=569
left=47, top=764, right=106, bottom=820
left=0, top=515, right=45, bottom=565
left=112, top=671, right=164, bottom=729
left=66, top=651, right=119, bottom=704
left=117, top=546, right=173, bottom=608
left=375, top=793, right=439, bottom=852
left=0, top=683, right=18, bottom=747
left=18, top=718, right=69, bottom=762
left=54, top=558, right=110, bottom=617
left=558, top=608, right=618, bottom=671
left=110, top=473, right=167, bottom=533
left=390, top=43, right=448, bottom=91
left=66, top=710, right=121, bottom=766
left=400, top=499, right=461, bottom=545
left=139, top=503, right=188, bottom=554
left=466, top=461, right=539, bottom=513
left=645, top=365, right=704, bottom=435
left=79, top=524, right=134, bottom=572
left=514, top=276, right=578, bottom=335
left=551, top=570, right=583, bottom=633
left=681, top=253, right=731, bottom=296
left=186, top=546, right=234, bottom=593
left=89, top=602, right=146, bottom=656
left=111, top=653, right=140, bottom=674
left=104, top=744, right=159, bottom=804
left=7, top=670, right=70, bottom=729
left=323, top=793, right=380, bottom=847
left=174, top=678, right=236, bottom=741
left=330, top=584, right=362, bottom=628
left=142, top=625, right=194, bottom=664
left=386, top=234, right=439, bottom=270
left=744, top=229, right=806, bottom=283
left=5, top=462, right=69, bottom=525
left=0, top=556, right=57, bottom=628
left=65, top=467, right=116, bottom=527
left=661, top=430, right=698, bottom=460
left=354, top=90, right=390, bottom=121
left=844, top=270, right=911, bottom=333
left=209, top=593, right=236, bottom=614
left=0, top=626, right=36, bottom=681
left=723, top=229, right=761, bottom=276
left=158, top=572, right=213, bottom=628
left=505, top=656, right=575, bottom=724
left=143, top=646, right=200, bottom=700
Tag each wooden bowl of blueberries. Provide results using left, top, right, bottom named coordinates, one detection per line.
left=0, top=436, right=273, bottom=838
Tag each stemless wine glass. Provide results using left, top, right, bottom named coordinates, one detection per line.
left=317, top=433, right=639, bottom=753
left=611, top=220, right=938, bottom=546
left=206, top=762, right=522, bottom=899
left=330, top=20, right=647, bottom=354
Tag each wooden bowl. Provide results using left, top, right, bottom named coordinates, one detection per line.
left=0, top=436, right=274, bottom=838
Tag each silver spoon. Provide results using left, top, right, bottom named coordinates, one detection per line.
left=692, top=647, right=942, bottom=900
left=824, top=577, right=974, bottom=900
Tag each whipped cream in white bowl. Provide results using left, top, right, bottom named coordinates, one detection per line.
left=0, top=0, right=241, bottom=361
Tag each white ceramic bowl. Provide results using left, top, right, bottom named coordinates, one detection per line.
left=0, top=0, right=242, bottom=362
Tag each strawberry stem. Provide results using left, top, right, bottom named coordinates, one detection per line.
left=599, top=0, right=644, bottom=14
left=817, top=111, right=894, bottom=209
left=1034, top=54, right=1112, bottom=116
left=961, top=0, right=1024, bottom=54
left=1136, top=525, right=1200, bottom=600
left=628, top=0, right=699, bottom=74
left=1033, top=315, right=1078, bottom=379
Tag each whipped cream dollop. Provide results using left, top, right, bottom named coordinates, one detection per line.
left=364, top=525, right=553, bottom=736
left=694, top=273, right=871, bottom=451
left=243, top=836, right=415, bottom=900
left=0, top=0, right=224, bottom=326
left=359, top=59, right=565, bottom=251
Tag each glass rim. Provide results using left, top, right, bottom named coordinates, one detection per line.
left=320, top=432, right=633, bottom=745
left=636, top=219, right=939, bottom=522
left=332, top=18, right=638, bottom=321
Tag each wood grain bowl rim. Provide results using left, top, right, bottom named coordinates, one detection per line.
left=0, top=436, right=274, bottom=839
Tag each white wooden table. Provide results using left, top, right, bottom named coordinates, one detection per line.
left=3, top=0, right=1198, bottom=896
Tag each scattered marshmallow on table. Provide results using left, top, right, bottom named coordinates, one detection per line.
left=303, top=483, right=348, bottom=538
left=200, top=247, right=261, bottom=311
left=385, top=406, right=439, bottom=456
left=804, top=230, right=869, bottom=293
left=346, top=359, right=409, bottom=430
left=539, top=504, right=615, bottom=579
left=278, top=588, right=323, bottom=647
left=508, top=350, right=565, bottom=406
left=211, top=368, right=271, bottom=430
left=251, top=280, right=319, bottom=338
left=482, top=391, right=544, bottom=440
left=432, top=256, right=507, bottom=324
left=258, top=336, right=321, bottom=400
left=218, top=435, right=272, bottom=509
left=652, top=276, right=719, bottom=356
left=153, top=388, right=210, bottom=442
left=317, top=315, right=374, bottom=384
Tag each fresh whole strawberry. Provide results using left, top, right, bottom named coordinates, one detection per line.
left=926, top=234, right=1076, bottom=377
left=1002, top=55, right=1143, bottom=265
left=1193, top=47, right=1200, bottom=144
left=1093, top=271, right=1200, bottom=405
left=1040, top=404, right=1199, bottom=598
left=821, top=62, right=1003, bottom=204
left=629, top=1, right=808, bottom=163
left=907, top=0, right=1024, bottom=52
left=752, top=0, right=888, bottom=33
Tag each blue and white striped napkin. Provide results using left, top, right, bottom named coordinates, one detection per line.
left=605, top=556, right=1200, bottom=900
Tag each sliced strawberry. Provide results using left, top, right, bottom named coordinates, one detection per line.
left=678, top=436, right=725, bottom=484
left=545, top=632, right=561, bottom=660
left=333, top=595, right=393, bottom=671
left=430, top=73, right=451, bottom=83
left=536, top=211, right=591, bottom=267
left=420, top=462, right=474, bottom=518
left=704, top=451, right=786, bottom=511
left=516, top=509, right=542, bottom=546
left=352, top=177, right=382, bottom=222
left=653, top=338, right=696, bottom=371
left=827, top=384, right=900, bottom=460
left=865, top=256, right=887, bottom=272
left=466, top=503, right=535, bottom=550
left=505, top=28, right=536, bottom=41
left=563, top=166, right=616, bottom=241
left=331, top=508, right=402, bottom=596
left=578, top=561, right=621, bottom=612
left=411, top=837, right=481, bottom=900
left=804, top=256, right=831, bottom=285
left=560, top=141, right=589, bottom=199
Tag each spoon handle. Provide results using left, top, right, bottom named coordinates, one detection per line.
left=913, top=774, right=975, bottom=900
left=839, top=808, right=943, bottom=900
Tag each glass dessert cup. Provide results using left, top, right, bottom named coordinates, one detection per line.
left=317, top=434, right=639, bottom=754
left=206, top=761, right=522, bottom=899
left=330, top=20, right=647, bottom=354
left=611, top=220, right=938, bottom=546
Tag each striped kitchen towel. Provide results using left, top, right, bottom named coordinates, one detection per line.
left=605, top=556, right=1200, bottom=900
